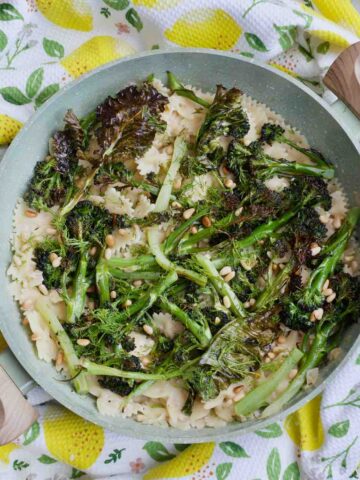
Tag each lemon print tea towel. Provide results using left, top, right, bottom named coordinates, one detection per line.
left=1, top=1, right=360, bottom=479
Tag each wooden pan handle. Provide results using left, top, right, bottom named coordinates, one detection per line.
left=324, top=41, right=360, bottom=120
left=0, top=366, right=38, bottom=445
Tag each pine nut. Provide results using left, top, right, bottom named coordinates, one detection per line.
left=166, top=144, right=174, bottom=155
left=313, top=308, right=324, bottom=320
left=267, top=352, right=275, bottom=359
left=90, top=246, right=97, bottom=256
left=25, top=209, right=37, bottom=218
left=333, top=216, right=342, bottom=229
left=22, top=299, right=33, bottom=310
left=311, top=245, right=321, bottom=256
left=38, top=284, right=48, bottom=296
left=172, top=201, right=182, bottom=209
left=52, top=257, right=61, bottom=268
left=31, top=333, right=40, bottom=341
left=224, top=271, right=236, bottom=282
left=123, top=299, right=132, bottom=308
left=46, top=227, right=57, bottom=235
left=277, top=335, right=286, bottom=344
left=326, top=292, right=336, bottom=303
left=190, top=226, right=198, bottom=234
left=56, top=351, right=64, bottom=367
left=345, top=255, right=354, bottom=262
left=77, top=338, right=90, bottom=347
left=288, top=368, right=298, bottom=380
left=351, top=260, right=359, bottom=271
left=183, top=208, right=195, bottom=220
left=22, top=317, right=29, bottom=326
left=118, top=228, right=127, bottom=236
left=310, top=312, right=316, bottom=322
left=223, top=296, right=231, bottom=308
left=214, top=316, right=221, bottom=325
left=105, top=234, right=115, bottom=247
left=233, top=385, right=243, bottom=394
left=224, top=178, right=236, bottom=189
left=141, top=356, right=151, bottom=367
left=173, top=177, right=182, bottom=190
left=272, top=263, right=279, bottom=271
left=220, top=266, right=232, bottom=276
left=319, top=214, right=328, bottom=224
left=235, top=207, right=243, bottom=217
left=323, top=279, right=330, bottom=291
left=110, top=290, right=117, bottom=299
left=202, top=216, right=212, bottom=228
left=249, top=298, right=256, bottom=306
left=265, top=357, right=271, bottom=363
left=244, top=301, right=250, bottom=308
left=49, top=252, right=58, bottom=262
left=133, top=280, right=143, bottom=287
left=105, top=248, right=112, bottom=260
left=323, top=288, right=333, bottom=297
left=143, top=325, right=153, bottom=335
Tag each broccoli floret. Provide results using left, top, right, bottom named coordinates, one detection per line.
left=33, top=239, right=64, bottom=289
left=186, top=366, right=219, bottom=402
left=98, top=376, right=133, bottom=396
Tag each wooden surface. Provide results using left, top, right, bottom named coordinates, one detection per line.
left=0, top=366, right=38, bottom=445
left=324, top=41, right=360, bottom=120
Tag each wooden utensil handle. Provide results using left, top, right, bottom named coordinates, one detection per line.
left=324, top=41, right=360, bottom=120
left=0, top=366, right=38, bottom=445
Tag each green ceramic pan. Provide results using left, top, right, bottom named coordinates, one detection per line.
left=1, top=49, right=360, bottom=443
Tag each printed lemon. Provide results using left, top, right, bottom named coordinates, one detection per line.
left=165, top=8, right=242, bottom=50
left=0, top=444, right=18, bottom=464
left=44, top=404, right=104, bottom=469
left=61, top=36, right=136, bottom=78
left=0, top=332, right=7, bottom=352
left=0, top=114, right=22, bottom=145
left=313, top=0, right=360, bottom=36
left=284, top=395, right=324, bottom=451
left=36, top=0, right=93, bottom=31
left=133, top=0, right=180, bottom=8
left=143, top=442, right=215, bottom=479
left=308, top=30, right=350, bottom=48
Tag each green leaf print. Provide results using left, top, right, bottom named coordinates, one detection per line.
left=0, top=3, right=23, bottom=21
left=328, top=419, right=350, bottom=438
left=70, top=468, right=86, bottom=479
left=13, top=459, right=29, bottom=471
left=216, top=462, right=233, bottom=480
left=126, top=8, right=143, bottom=32
left=103, top=0, right=129, bottom=10
left=38, top=455, right=57, bottom=464
left=255, top=423, right=282, bottom=438
left=267, top=447, right=281, bottom=480
left=240, top=52, right=254, bottom=58
left=317, top=41, right=330, bottom=54
left=35, top=83, right=60, bottom=107
left=356, top=355, right=360, bottom=365
left=26, top=68, right=44, bottom=98
left=293, top=10, right=313, bottom=28
left=0, top=86, right=30, bottom=105
left=219, top=441, right=250, bottom=458
left=43, top=38, right=64, bottom=59
left=143, top=442, right=176, bottom=462
left=22, top=421, right=40, bottom=445
left=283, top=462, right=300, bottom=480
left=104, top=448, right=126, bottom=464
left=274, top=25, right=297, bottom=51
left=174, top=443, right=190, bottom=452
left=245, top=33, right=268, bottom=52
left=0, top=29, right=7, bottom=51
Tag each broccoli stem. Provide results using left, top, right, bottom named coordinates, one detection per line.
left=167, top=71, right=211, bottom=108
left=262, top=322, right=334, bottom=417
left=163, top=207, right=209, bottom=255
left=254, top=260, right=294, bottom=312
left=36, top=297, right=88, bottom=394
left=60, top=167, right=99, bottom=217
left=147, top=227, right=207, bottom=286
left=107, top=255, right=157, bottom=269
left=234, top=348, right=303, bottom=417
left=82, top=359, right=185, bottom=380
left=116, top=270, right=178, bottom=321
left=255, top=157, right=334, bottom=180
left=66, top=252, right=91, bottom=323
left=194, top=254, right=247, bottom=318
left=110, top=269, right=161, bottom=281
left=121, top=380, right=155, bottom=406
left=159, top=297, right=212, bottom=347
left=96, top=258, right=111, bottom=306
left=154, top=136, right=187, bottom=212
left=178, top=212, right=237, bottom=254
left=307, top=207, right=360, bottom=297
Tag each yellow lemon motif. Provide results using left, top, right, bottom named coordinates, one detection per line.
left=36, top=0, right=93, bottom=31
left=308, top=30, right=350, bottom=48
left=269, top=63, right=298, bottom=77
left=144, top=442, right=215, bottom=480
left=284, top=395, right=324, bottom=451
left=0, top=443, right=18, bottom=464
left=44, top=404, right=104, bottom=470
left=0, top=114, right=22, bottom=145
left=165, top=9, right=242, bottom=50
left=61, top=36, right=136, bottom=78
left=313, top=0, right=360, bottom=36
left=133, top=0, right=180, bottom=8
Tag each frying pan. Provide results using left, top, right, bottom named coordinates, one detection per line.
left=1, top=48, right=360, bottom=444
